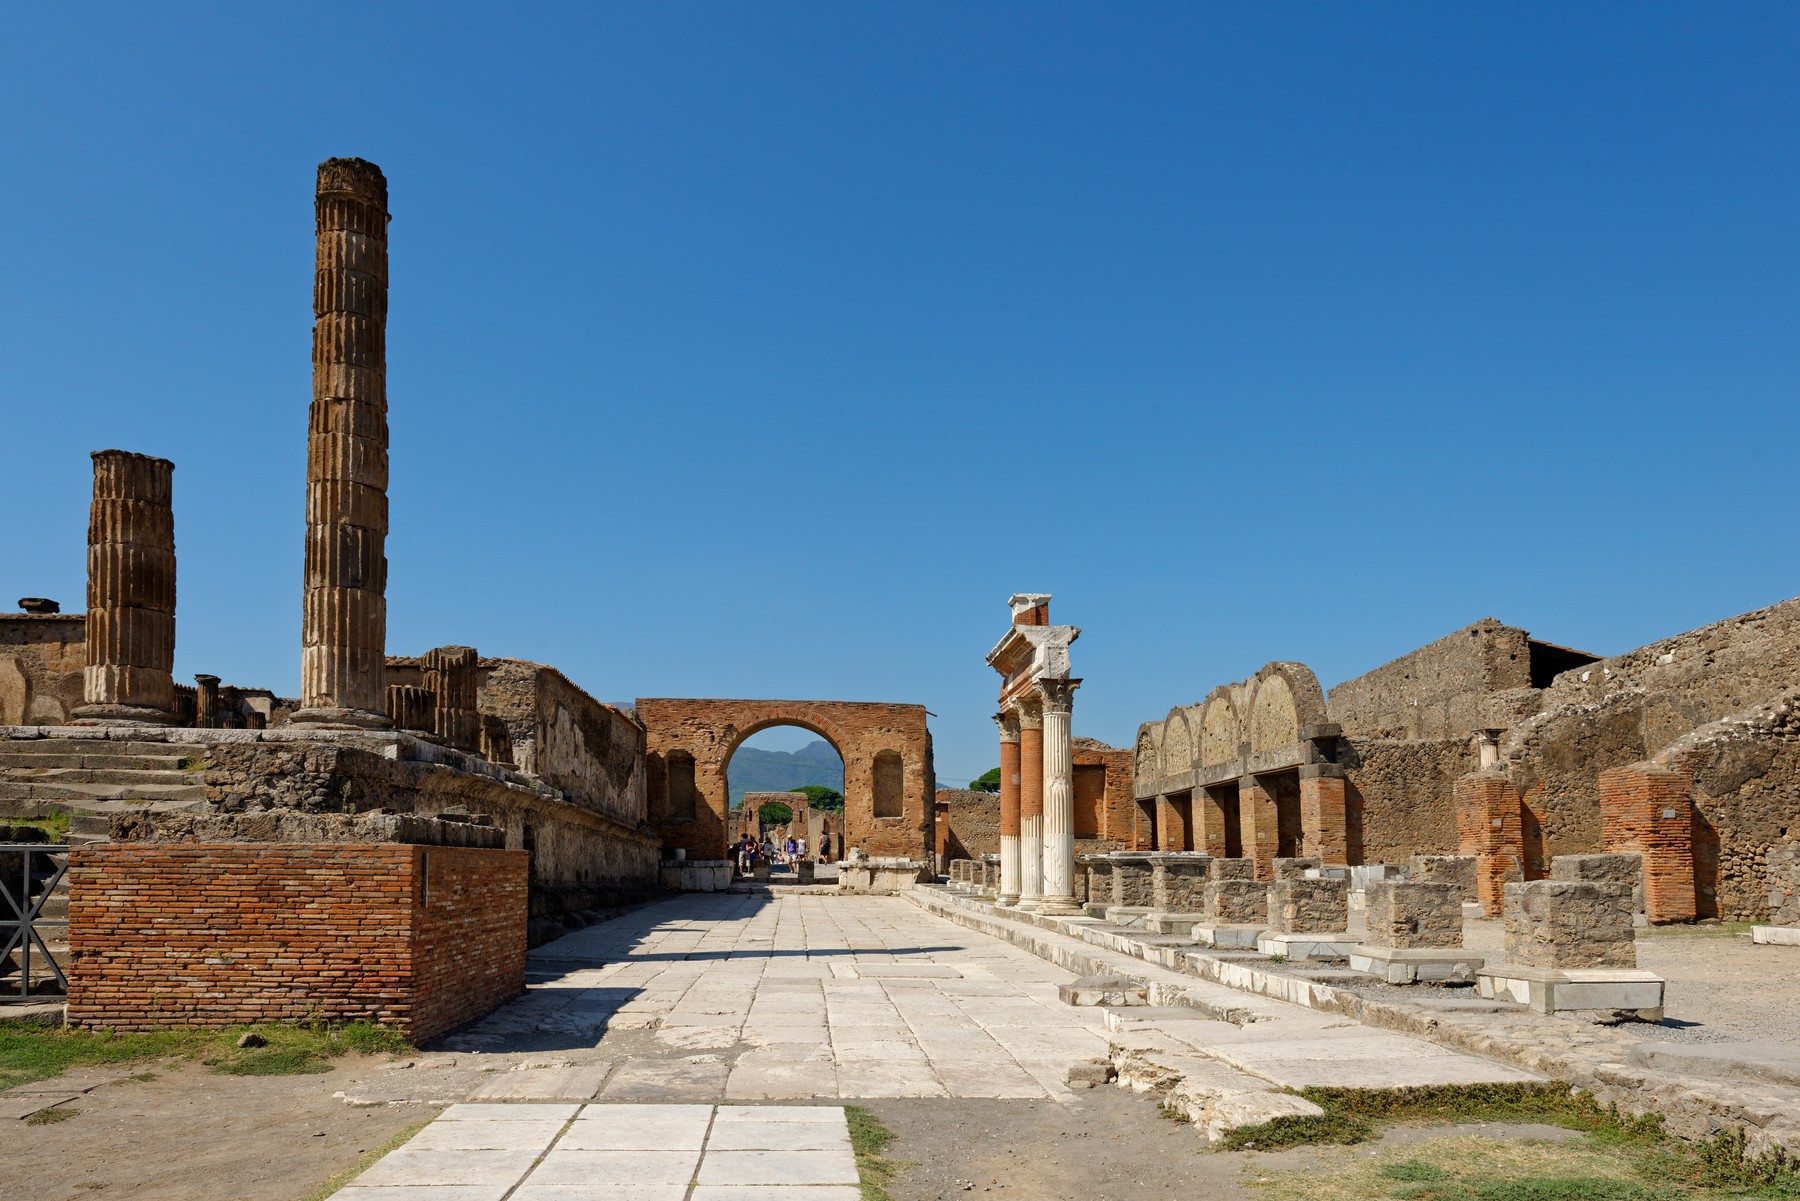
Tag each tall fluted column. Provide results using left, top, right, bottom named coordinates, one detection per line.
left=995, top=710, right=1022, bottom=905
left=295, top=157, right=392, bottom=727
left=1038, top=677, right=1081, bottom=912
left=74, top=451, right=176, bottom=725
left=1017, top=697, right=1044, bottom=908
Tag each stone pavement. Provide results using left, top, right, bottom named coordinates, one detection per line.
left=334, top=1102, right=858, bottom=1200
left=344, top=892, right=1113, bottom=1104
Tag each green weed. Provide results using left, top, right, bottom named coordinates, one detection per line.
left=847, top=1105, right=913, bottom=1201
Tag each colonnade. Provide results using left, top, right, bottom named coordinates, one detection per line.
left=994, top=677, right=1081, bottom=913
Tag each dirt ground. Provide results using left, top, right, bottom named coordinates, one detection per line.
left=4, top=1057, right=438, bottom=1201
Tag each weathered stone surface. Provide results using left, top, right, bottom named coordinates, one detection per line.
left=1209, top=857, right=1256, bottom=881
left=297, top=157, right=391, bottom=727
left=1551, top=852, right=1644, bottom=914
left=74, top=451, right=176, bottom=725
left=1410, top=854, right=1479, bottom=901
left=1271, top=857, right=1320, bottom=881
left=1503, top=880, right=1636, bottom=969
left=1364, top=881, right=1463, bottom=949
left=1150, top=852, right=1210, bottom=913
left=1266, top=878, right=1348, bottom=934
left=1110, top=853, right=1155, bottom=906
left=1205, top=879, right=1269, bottom=924
left=386, top=683, right=435, bottom=735
left=421, top=645, right=481, bottom=753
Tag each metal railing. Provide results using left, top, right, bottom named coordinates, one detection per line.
left=0, top=844, right=69, bottom=998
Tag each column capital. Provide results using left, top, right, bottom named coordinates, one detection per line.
left=1017, top=694, right=1044, bottom=730
left=993, top=709, right=1021, bottom=742
left=1037, top=677, right=1081, bottom=715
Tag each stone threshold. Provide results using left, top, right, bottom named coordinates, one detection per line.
left=908, top=885, right=1800, bottom=1156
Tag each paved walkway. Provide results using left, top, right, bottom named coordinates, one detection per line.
left=363, top=892, right=1112, bottom=1103
left=335, top=1102, right=857, bottom=1200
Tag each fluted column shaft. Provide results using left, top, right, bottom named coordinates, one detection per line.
left=1038, top=678, right=1081, bottom=911
left=995, top=710, right=1022, bottom=905
left=297, top=157, right=391, bottom=726
left=1018, top=699, right=1044, bottom=907
left=422, top=644, right=481, bottom=752
left=76, top=450, right=176, bottom=725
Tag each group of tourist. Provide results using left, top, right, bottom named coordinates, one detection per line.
left=733, top=833, right=836, bottom=875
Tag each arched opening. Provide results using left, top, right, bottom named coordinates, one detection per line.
left=725, top=723, right=846, bottom=863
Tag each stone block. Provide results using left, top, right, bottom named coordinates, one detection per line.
left=660, top=859, right=732, bottom=892
left=1190, top=923, right=1264, bottom=949
left=1266, top=877, right=1348, bottom=935
left=1255, top=931, right=1355, bottom=962
left=1205, top=879, right=1269, bottom=924
left=1143, top=912, right=1207, bottom=936
left=1410, top=854, right=1478, bottom=902
left=837, top=858, right=933, bottom=895
left=1751, top=925, right=1800, bottom=946
left=1208, top=858, right=1256, bottom=882
left=1364, top=881, right=1463, bottom=949
left=1109, top=853, right=1155, bottom=906
left=1550, top=853, right=1645, bottom=916
left=1503, top=880, right=1636, bottom=969
left=1150, top=852, right=1210, bottom=913
left=1058, top=975, right=1148, bottom=1007
left=1272, top=857, right=1321, bottom=881
left=1476, top=964, right=1665, bottom=1018
left=1348, top=945, right=1484, bottom=984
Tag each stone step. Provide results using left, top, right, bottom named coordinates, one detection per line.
left=1, top=767, right=196, bottom=786
left=0, top=751, right=190, bottom=771
left=0, top=780, right=206, bottom=803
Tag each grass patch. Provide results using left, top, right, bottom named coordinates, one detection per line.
left=177, top=755, right=204, bottom=772
left=24, top=1105, right=79, bottom=1125
left=296, top=1118, right=432, bottom=1201
left=3, top=812, right=70, bottom=841
left=0, top=1015, right=411, bottom=1091
left=1638, top=922, right=1756, bottom=939
left=1235, top=1084, right=1800, bottom=1201
left=847, top=1105, right=913, bottom=1201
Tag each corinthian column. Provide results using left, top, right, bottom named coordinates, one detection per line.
left=1017, top=697, right=1044, bottom=909
left=295, top=157, right=392, bottom=728
left=1038, top=677, right=1081, bottom=913
left=74, top=451, right=177, bottom=725
left=995, top=709, right=1022, bottom=905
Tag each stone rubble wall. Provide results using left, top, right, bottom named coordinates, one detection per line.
left=1110, top=856, right=1155, bottom=906
left=1327, top=619, right=1539, bottom=740
left=1550, top=852, right=1644, bottom=914
left=1151, top=855, right=1209, bottom=912
left=1410, top=853, right=1479, bottom=901
left=1503, top=880, right=1636, bottom=968
left=1266, top=878, right=1348, bottom=934
left=0, top=614, right=87, bottom=725
left=1364, top=881, right=1463, bottom=949
left=1205, top=878, right=1269, bottom=924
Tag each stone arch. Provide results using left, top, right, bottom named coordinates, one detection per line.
left=637, top=697, right=934, bottom=863
left=1199, top=690, right=1239, bottom=768
left=1160, top=708, right=1194, bottom=779
left=1134, top=724, right=1161, bottom=795
left=1247, top=662, right=1328, bottom=753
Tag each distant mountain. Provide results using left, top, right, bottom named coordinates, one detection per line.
left=729, top=740, right=844, bottom=808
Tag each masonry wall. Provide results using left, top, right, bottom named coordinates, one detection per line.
left=939, top=789, right=1000, bottom=861
left=66, top=843, right=526, bottom=1041
left=1342, top=737, right=1473, bottom=865
left=0, top=613, right=85, bottom=726
left=1075, top=740, right=1136, bottom=844
left=1328, top=620, right=1537, bottom=740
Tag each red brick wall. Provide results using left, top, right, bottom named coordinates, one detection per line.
left=1599, top=759, right=1700, bottom=924
left=1454, top=771, right=1524, bottom=917
left=66, top=844, right=526, bottom=1041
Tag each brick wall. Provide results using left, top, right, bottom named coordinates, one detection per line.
left=66, top=843, right=526, bottom=1041
left=1598, top=760, right=1700, bottom=923
left=1455, top=770, right=1524, bottom=917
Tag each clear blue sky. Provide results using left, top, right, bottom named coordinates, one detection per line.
left=4, top=4, right=1796, bottom=787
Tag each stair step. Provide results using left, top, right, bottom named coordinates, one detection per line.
left=0, top=751, right=191, bottom=771
left=0, top=781, right=206, bottom=803
left=1, top=767, right=196, bottom=787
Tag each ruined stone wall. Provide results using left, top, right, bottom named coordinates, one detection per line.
left=199, top=733, right=659, bottom=924
left=1074, top=739, right=1134, bottom=843
left=1505, top=596, right=1800, bottom=877
left=939, top=789, right=999, bottom=862
left=67, top=843, right=525, bottom=1040
left=1327, top=619, right=1537, bottom=740
left=0, top=614, right=85, bottom=726
left=1342, top=736, right=1472, bottom=865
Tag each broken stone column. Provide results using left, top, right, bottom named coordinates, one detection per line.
left=1349, top=881, right=1484, bottom=983
left=1476, top=879, right=1664, bottom=1017
left=74, top=450, right=177, bottom=725
left=1257, top=877, right=1353, bottom=961
left=295, top=157, right=392, bottom=728
left=193, top=674, right=221, bottom=729
left=995, top=709, right=1022, bottom=905
left=1038, top=678, right=1080, bottom=913
left=421, top=645, right=480, bottom=752
left=1017, top=697, right=1044, bottom=908
left=386, top=683, right=436, bottom=736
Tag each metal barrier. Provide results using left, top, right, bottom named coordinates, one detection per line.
left=0, top=844, right=69, bottom=997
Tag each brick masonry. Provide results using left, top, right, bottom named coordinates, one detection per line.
left=66, top=843, right=527, bottom=1041
left=1598, top=761, right=1697, bottom=924
left=1455, top=770, right=1525, bottom=917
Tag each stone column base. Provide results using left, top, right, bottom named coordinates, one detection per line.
left=1036, top=895, right=1083, bottom=916
left=289, top=707, right=393, bottom=729
left=1347, top=944, right=1485, bottom=984
left=68, top=705, right=176, bottom=727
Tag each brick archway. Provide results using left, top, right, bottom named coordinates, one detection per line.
left=637, top=698, right=935, bottom=862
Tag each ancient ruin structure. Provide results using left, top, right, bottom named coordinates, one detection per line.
left=637, top=698, right=934, bottom=863
left=73, top=450, right=177, bottom=725
left=422, top=645, right=481, bottom=752
left=296, top=157, right=391, bottom=728
left=987, top=594, right=1082, bottom=912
